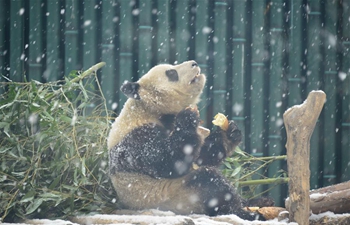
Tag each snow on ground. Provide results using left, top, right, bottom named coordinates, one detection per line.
left=1, top=210, right=298, bottom=225
left=309, top=211, right=350, bottom=220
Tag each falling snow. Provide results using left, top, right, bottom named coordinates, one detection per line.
left=19, top=8, right=25, bottom=15
left=338, top=72, right=347, bottom=81
left=84, top=20, right=92, bottom=27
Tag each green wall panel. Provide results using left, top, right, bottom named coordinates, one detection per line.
left=1, top=0, right=349, bottom=206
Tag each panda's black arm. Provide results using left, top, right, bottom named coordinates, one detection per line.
left=197, top=121, right=242, bottom=167
left=157, top=108, right=202, bottom=177
left=110, top=108, right=202, bottom=178
left=196, top=129, right=227, bottom=166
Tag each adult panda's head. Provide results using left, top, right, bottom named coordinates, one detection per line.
left=120, top=60, right=206, bottom=115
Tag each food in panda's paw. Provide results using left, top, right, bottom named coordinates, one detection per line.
left=212, top=113, right=229, bottom=131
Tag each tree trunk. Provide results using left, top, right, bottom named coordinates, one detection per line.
left=283, top=91, right=326, bottom=225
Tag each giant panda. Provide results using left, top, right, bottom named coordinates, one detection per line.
left=107, top=60, right=264, bottom=221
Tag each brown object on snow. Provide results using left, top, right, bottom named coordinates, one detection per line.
left=243, top=206, right=287, bottom=221
left=257, top=207, right=287, bottom=220
left=283, top=91, right=326, bottom=225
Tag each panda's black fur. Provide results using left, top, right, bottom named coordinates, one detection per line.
left=108, top=61, right=269, bottom=221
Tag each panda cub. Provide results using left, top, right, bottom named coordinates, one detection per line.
left=108, top=60, right=259, bottom=220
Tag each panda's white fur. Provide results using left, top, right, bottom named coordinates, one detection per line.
left=107, top=61, right=268, bottom=220
left=107, top=62, right=205, bottom=150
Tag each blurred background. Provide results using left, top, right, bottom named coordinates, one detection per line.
left=0, top=0, right=349, bottom=206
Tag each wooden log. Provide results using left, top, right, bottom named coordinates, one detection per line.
left=283, top=91, right=326, bottom=225
left=310, top=188, right=350, bottom=214
left=309, top=180, right=350, bottom=195
left=310, top=181, right=350, bottom=214
left=286, top=181, right=350, bottom=214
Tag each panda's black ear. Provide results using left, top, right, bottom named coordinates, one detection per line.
left=120, top=81, right=141, bottom=100
left=166, top=69, right=179, bottom=82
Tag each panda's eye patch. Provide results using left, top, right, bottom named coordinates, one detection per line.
left=166, top=69, right=179, bottom=82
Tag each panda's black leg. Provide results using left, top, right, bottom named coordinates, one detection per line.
left=185, top=167, right=258, bottom=221
left=196, top=120, right=242, bottom=167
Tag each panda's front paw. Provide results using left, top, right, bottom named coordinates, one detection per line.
left=175, top=107, right=200, bottom=129
left=226, top=121, right=242, bottom=145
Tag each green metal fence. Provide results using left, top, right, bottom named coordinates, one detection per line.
left=0, top=0, right=349, bottom=207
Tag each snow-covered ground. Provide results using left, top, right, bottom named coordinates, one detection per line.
left=1, top=209, right=296, bottom=225
left=4, top=210, right=350, bottom=225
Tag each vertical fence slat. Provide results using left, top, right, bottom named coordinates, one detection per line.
left=155, top=1, right=170, bottom=63
left=250, top=0, right=265, bottom=158
left=0, top=0, right=9, bottom=84
left=195, top=0, right=209, bottom=125
left=64, top=0, right=80, bottom=76
left=212, top=1, right=227, bottom=115
left=305, top=0, right=322, bottom=189
left=46, top=1, right=61, bottom=81
left=81, top=0, right=98, bottom=115
left=175, top=0, right=190, bottom=62
left=267, top=0, right=285, bottom=207
left=334, top=0, right=343, bottom=185
left=0, top=0, right=4, bottom=77
left=205, top=0, right=215, bottom=128
left=322, top=1, right=338, bottom=187
left=243, top=0, right=253, bottom=160
left=28, top=0, right=43, bottom=81
left=10, top=0, right=25, bottom=81
left=101, top=0, right=118, bottom=111
left=231, top=0, right=246, bottom=147
left=225, top=1, right=233, bottom=121
left=82, top=0, right=97, bottom=70
left=118, top=1, right=133, bottom=107
left=288, top=0, right=303, bottom=106
left=0, top=0, right=10, bottom=93
left=138, top=0, right=152, bottom=75
left=340, top=2, right=350, bottom=182
left=249, top=0, right=266, bottom=196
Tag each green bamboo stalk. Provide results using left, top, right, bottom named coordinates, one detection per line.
left=70, top=62, right=106, bottom=83
left=239, top=159, right=273, bottom=181
left=238, top=178, right=289, bottom=187
left=236, top=155, right=287, bottom=162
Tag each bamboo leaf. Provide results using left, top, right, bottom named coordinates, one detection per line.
left=20, top=190, right=36, bottom=203
left=81, top=157, right=86, bottom=177
left=25, top=198, right=43, bottom=215
left=230, top=166, right=241, bottom=178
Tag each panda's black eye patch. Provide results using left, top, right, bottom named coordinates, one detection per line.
left=166, top=69, right=179, bottom=82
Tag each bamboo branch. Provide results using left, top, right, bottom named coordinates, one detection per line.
left=238, top=178, right=289, bottom=187
left=70, top=62, right=106, bottom=83
left=237, top=155, right=287, bottom=162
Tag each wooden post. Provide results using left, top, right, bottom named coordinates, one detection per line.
left=284, top=91, right=326, bottom=225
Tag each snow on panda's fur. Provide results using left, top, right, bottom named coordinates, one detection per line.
left=108, top=60, right=258, bottom=220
